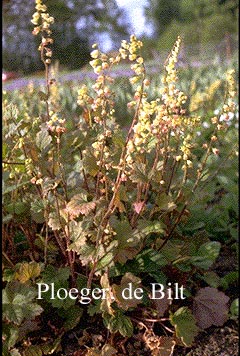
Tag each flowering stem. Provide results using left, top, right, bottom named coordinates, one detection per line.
left=87, top=75, right=146, bottom=288
left=158, top=203, right=188, bottom=251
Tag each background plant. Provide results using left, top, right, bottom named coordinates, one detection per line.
left=2, top=1, right=238, bottom=355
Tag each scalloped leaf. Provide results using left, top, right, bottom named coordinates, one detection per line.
left=36, top=128, right=52, bottom=151
left=155, top=193, right=177, bottom=212
left=15, top=262, right=41, bottom=283
left=6, top=202, right=29, bottom=216
left=41, top=266, right=73, bottom=309
left=61, top=305, right=83, bottom=330
left=82, top=150, right=99, bottom=177
left=220, top=271, right=239, bottom=290
left=42, top=265, right=70, bottom=284
left=66, top=194, right=96, bottom=219
left=170, top=307, right=199, bottom=346
left=191, top=241, right=221, bottom=270
left=193, top=287, right=230, bottom=329
left=110, top=219, right=139, bottom=264
left=201, top=271, right=221, bottom=288
left=48, top=211, right=63, bottom=230
left=130, top=162, right=149, bottom=183
left=103, top=310, right=133, bottom=337
left=133, top=220, right=165, bottom=240
left=112, top=272, right=142, bottom=311
left=3, top=281, right=43, bottom=325
left=230, top=298, right=238, bottom=319
left=30, top=200, right=45, bottom=224
left=2, top=323, right=19, bottom=351
left=68, top=219, right=91, bottom=253
left=96, top=250, right=115, bottom=270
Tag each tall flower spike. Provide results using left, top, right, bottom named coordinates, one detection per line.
left=31, top=0, right=54, bottom=65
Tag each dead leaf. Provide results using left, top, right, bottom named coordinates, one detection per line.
left=100, top=273, right=115, bottom=315
left=66, top=194, right=96, bottom=219
left=155, top=336, right=176, bottom=356
left=193, top=287, right=230, bottom=329
left=112, top=273, right=142, bottom=310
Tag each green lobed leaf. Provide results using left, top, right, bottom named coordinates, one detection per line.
left=170, top=307, right=199, bottom=346
left=30, top=200, right=45, bottom=224
left=82, top=150, right=99, bottom=177
left=2, top=323, right=19, bottom=351
left=2, top=268, right=16, bottom=282
left=103, top=310, right=133, bottom=337
left=78, top=243, right=97, bottom=266
left=48, top=211, right=64, bottom=230
left=160, top=240, right=182, bottom=262
left=110, top=218, right=132, bottom=242
left=201, top=271, right=221, bottom=288
left=42, top=265, right=70, bottom=284
left=230, top=298, right=238, bottom=319
left=129, top=162, right=149, bottom=183
left=69, top=220, right=90, bottom=241
left=155, top=193, right=177, bottom=212
left=61, top=305, right=83, bottom=330
left=36, top=128, right=52, bottom=151
left=136, top=248, right=168, bottom=269
left=5, top=202, right=29, bottom=216
left=2, top=281, right=43, bottom=325
left=34, top=234, right=58, bottom=253
left=133, top=220, right=165, bottom=240
left=110, top=248, right=168, bottom=279
left=88, top=299, right=102, bottom=316
left=96, top=251, right=115, bottom=270
left=220, top=271, right=239, bottom=290
left=38, top=268, right=72, bottom=308
left=68, top=220, right=88, bottom=252
left=109, top=219, right=139, bottom=264
left=23, top=345, right=43, bottom=356
left=191, top=241, right=221, bottom=270
left=3, top=181, right=30, bottom=195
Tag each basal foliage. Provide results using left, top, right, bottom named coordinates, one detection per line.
left=2, top=1, right=238, bottom=355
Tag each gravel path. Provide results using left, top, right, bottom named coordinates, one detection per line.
left=2, top=60, right=212, bottom=92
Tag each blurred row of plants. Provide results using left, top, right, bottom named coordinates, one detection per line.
left=2, top=0, right=131, bottom=74
left=3, top=57, right=238, bottom=128
left=2, top=0, right=238, bottom=74
left=144, top=0, right=238, bottom=51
